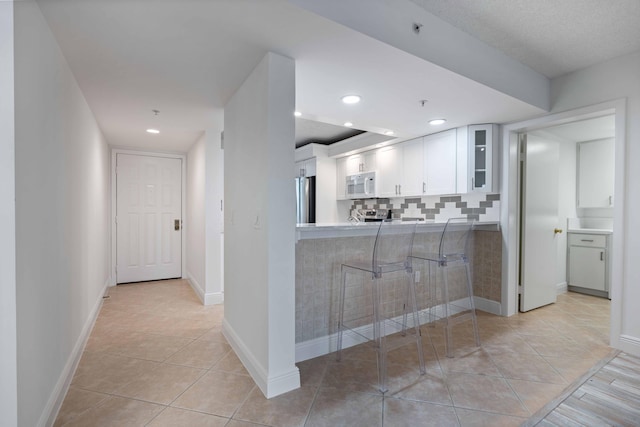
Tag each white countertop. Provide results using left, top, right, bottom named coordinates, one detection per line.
left=296, top=221, right=500, bottom=240
left=567, top=228, right=612, bottom=235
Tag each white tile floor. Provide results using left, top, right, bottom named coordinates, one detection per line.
left=55, top=279, right=613, bottom=426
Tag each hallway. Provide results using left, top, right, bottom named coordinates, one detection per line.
left=55, top=280, right=613, bottom=426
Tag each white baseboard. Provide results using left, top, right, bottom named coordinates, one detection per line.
left=556, top=281, right=568, bottom=294
left=222, top=319, right=300, bottom=398
left=186, top=273, right=224, bottom=306
left=43, top=278, right=109, bottom=427
left=618, top=334, right=640, bottom=358
left=473, top=296, right=501, bottom=316
left=204, top=292, right=224, bottom=305
left=295, top=297, right=494, bottom=362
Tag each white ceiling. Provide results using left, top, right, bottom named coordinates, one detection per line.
left=409, top=0, right=640, bottom=78
left=35, top=0, right=638, bottom=153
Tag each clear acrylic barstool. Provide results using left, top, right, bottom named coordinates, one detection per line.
left=411, top=217, right=481, bottom=358
left=336, top=219, right=426, bottom=393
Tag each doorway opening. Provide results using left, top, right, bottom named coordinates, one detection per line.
left=111, top=150, right=187, bottom=285
left=502, top=99, right=625, bottom=350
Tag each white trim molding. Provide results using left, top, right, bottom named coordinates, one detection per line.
left=222, top=319, right=300, bottom=398
left=187, top=274, right=223, bottom=305
left=556, top=281, right=568, bottom=294
left=44, top=278, right=109, bottom=427
left=618, top=335, right=640, bottom=357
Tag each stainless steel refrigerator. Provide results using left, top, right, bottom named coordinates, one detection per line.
left=295, top=176, right=316, bottom=224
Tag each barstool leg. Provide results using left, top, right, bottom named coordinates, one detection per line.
left=372, top=278, right=388, bottom=393
left=441, top=264, right=454, bottom=358
left=408, top=271, right=426, bottom=375
left=465, top=262, right=481, bottom=347
left=336, top=265, right=347, bottom=362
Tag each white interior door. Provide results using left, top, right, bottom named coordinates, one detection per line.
left=116, top=154, right=182, bottom=283
left=520, top=134, right=560, bottom=311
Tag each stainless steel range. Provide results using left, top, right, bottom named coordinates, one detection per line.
left=362, top=209, right=391, bottom=222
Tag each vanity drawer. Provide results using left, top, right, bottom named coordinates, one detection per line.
left=568, top=233, right=607, bottom=247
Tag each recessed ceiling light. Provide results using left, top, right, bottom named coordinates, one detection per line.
left=294, top=111, right=302, bottom=117
left=146, top=129, right=160, bottom=134
left=344, top=122, right=353, bottom=127
left=429, top=119, right=446, bottom=126
left=341, top=95, right=361, bottom=104
left=384, top=130, right=395, bottom=136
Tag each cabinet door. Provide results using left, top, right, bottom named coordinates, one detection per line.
left=304, top=158, right=316, bottom=177
left=577, top=138, right=614, bottom=208
left=336, top=157, right=348, bottom=200
left=346, top=155, right=361, bottom=175
left=424, top=129, right=457, bottom=195
left=402, top=138, right=424, bottom=196
left=376, top=145, right=403, bottom=197
left=345, top=151, right=376, bottom=175
left=468, top=124, right=498, bottom=192
left=569, top=246, right=606, bottom=291
left=362, top=151, right=377, bottom=172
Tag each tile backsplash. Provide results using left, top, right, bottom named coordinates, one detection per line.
left=349, top=193, right=500, bottom=222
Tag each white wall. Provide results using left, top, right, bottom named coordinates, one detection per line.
left=223, top=52, right=300, bottom=398
left=556, top=138, right=577, bottom=288
left=186, top=129, right=225, bottom=305
left=551, top=51, right=640, bottom=354
left=186, top=133, right=207, bottom=299
left=205, top=128, right=224, bottom=302
left=14, top=2, right=111, bottom=425
left=0, top=2, right=18, bottom=425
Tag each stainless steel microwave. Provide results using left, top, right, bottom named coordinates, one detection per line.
left=346, top=172, right=376, bottom=199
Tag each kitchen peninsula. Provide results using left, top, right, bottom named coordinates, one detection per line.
left=294, top=220, right=502, bottom=362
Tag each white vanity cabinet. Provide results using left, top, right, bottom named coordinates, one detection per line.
left=468, top=124, right=499, bottom=192
left=577, top=138, right=614, bottom=208
left=567, top=231, right=610, bottom=297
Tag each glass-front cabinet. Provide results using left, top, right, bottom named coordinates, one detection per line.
left=468, top=124, right=499, bottom=192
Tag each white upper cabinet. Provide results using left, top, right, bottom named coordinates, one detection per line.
left=376, top=145, right=403, bottom=197
left=424, top=129, right=457, bottom=195
left=336, top=157, right=348, bottom=200
left=577, top=138, right=614, bottom=208
left=295, top=158, right=316, bottom=178
left=401, top=137, right=424, bottom=196
left=468, top=124, right=499, bottom=192
left=345, top=151, right=376, bottom=175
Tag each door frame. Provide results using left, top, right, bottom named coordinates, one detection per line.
left=110, top=149, right=187, bottom=286
left=500, top=99, right=626, bottom=348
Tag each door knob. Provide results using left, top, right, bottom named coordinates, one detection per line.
left=554, top=228, right=563, bottom=234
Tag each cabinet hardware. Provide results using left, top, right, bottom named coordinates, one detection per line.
left=581, top=239, right=594, bottom=242
left=609, top=195, right=612, bottom=206
left=554, top=228, right=563, bottom=234
left=174, top=219, right=180, bottom=231
left=423, top=182, right=426, bottom=193
left=399, top=184, right=401, bottom=194
left=600, top=251, right=604, bottom=261
left=471, top=177, right=474, bottom=189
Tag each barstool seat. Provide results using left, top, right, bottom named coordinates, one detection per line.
left=411, top=218, right=481, bottom=358
left=336, top=219, right=425, bottom=393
